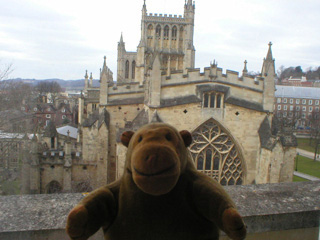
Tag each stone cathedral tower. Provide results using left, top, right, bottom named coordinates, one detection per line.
left=117, top=0, right=196, bottom=84
left=77, top=0, right=296, bottom=187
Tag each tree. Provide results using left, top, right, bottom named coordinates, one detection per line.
left=0, top=81, right=34, bottom=111
left=307, top=110, right=320, bottom=161
left=0, top=62, right=13, bottom=81
left=35, top=81, right=62, bottom=103
left=276, top=65, right=285, bottom=83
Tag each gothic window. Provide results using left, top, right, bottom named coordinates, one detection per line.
left=190, top=119, right=244, bottom=185
left=179, top=26, right=184, bottom=50
left=156, top=25, right=161, bottom=37
left=172, top=26, right=177, bottom=39
left=164, top=25, right=169, bottom=39
left=203, top=92, right=223, bottom=108
left=125, top=60, right=129, bottom=79
left=147, top=24, right=154, bottom=47
left=147, top=24, right=153, bottom=36
left=132, top=61, right=136, bottom=79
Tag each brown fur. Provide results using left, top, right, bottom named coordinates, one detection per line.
left=66, top=123, right=246, bottom=240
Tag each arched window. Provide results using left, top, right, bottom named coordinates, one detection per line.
left=164, top=25, right=169, bottom=38
left=132, top=60, right=136, bottom=79
left=172, top=26, right=177, bottom=39
left=179, top=26, right=184, bottom=50
left=125, top=60, right=129, bottom=79
left=156, top=25, right=161, bottom=37
left=190, top=118, right=244, bottom=185
left=46, top=180, right=62, bottom=194
left=147, top=24, right=154, bottom=47
left=147, top=24, right=153, bottom=36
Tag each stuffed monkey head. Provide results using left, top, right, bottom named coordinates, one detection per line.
left=121, top=123, right=192, bottom=196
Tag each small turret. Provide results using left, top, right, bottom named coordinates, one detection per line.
left=184, top=0, right=195, bottom=18
left=84, top=70, right=89, bottom=90
left=117, top=34, right=126, bottom=82
left=261, top=42, right=275, bottom=77
left=261, top=42, right=276, bottom=112
left=90, top=72, right=93, bottom=87
left=242, top=60, right=248, bottom=76
left=142, top=0, right=147, bottom=16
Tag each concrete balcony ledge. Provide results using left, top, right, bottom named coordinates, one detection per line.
left=0, top=181, right=319, bottom=240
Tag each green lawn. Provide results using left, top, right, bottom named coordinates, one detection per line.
left=293, top=175, right=309, bottom=182
left=296, top=138, right=317, bottom=152
left=294, top=155, right=320, bottom=178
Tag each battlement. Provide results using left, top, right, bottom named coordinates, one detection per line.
left=145, top=14, right=186, bottom=24
left=0, top=181, right=319, bottom=240
left=162, top=64, right=264, bottom=93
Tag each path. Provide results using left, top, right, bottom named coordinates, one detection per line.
left=296, top=148, right=320, bottom=162
left=293, top=171, right=320, bottom=181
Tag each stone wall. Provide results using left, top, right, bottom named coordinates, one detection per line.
left=1, top=181, right=318, bottom=240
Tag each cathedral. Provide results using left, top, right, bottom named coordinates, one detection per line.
left=23, top=0, right=297, bottom=194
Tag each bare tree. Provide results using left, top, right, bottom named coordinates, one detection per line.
left=273, top=108, right=301, bottom=134
left=307, top=110, right=320, bottom=161
left=0, top=81, right=34, bottom=111
left=0, top=62, right=13, bottom=81
left=35, top=81, right=62, bottom=104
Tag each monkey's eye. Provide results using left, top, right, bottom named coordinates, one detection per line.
left=165, top=133, right=172, bottom=141
left=138, top=136, right=143, bottom=142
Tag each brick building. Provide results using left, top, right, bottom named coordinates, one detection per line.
left=274, top=85, right=320, bottom=128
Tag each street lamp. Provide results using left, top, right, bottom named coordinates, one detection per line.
left=295, top=152, right=300, bottom=171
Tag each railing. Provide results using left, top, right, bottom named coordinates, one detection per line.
left=0, top=181, right=319, bottom=240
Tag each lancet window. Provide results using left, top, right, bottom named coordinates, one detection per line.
left=156, top=25, right=161, bottom=38
left=164, top=25, right=169, bottom=39
left=132, top=61, right=136, bottom=79
left=147, top=24, right=153, bottom=47
left=172, top=26, right=177, bottom=39
left=190, top=119, right=244, bottom=185
left=125, top=60, right=129, bottom=79
left=179, top=26, right=184, bottom=50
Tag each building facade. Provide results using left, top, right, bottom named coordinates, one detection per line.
left=76, top=0, right=296, bottom=189
left=274, top=85, right=320, bottom=128
left=20, top=0, right=297, bottom=194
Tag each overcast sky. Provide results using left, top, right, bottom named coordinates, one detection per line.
left=1, top=0, right=319, bottom=80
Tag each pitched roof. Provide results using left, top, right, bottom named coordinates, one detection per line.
left=275, top=85, right=320, bottom=99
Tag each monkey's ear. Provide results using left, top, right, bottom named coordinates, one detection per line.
left=179, top=130, right=192, bottom=147
left=121, top=131, right=135, bottom=147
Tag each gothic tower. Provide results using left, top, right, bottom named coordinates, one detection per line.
left=123, top=0, right=196, bottom=84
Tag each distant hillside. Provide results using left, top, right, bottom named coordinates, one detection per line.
left=6, top=78, right=100, bottom=91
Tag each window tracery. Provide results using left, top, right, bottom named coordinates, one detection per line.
left=190, top=119, right=244, bottom=185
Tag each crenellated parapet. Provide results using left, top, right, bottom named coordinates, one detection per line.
left=162, top=64, right=264, bottom=93
left=145, top=14, right=186, bottom=24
